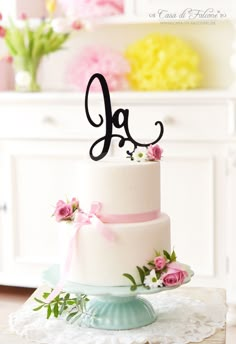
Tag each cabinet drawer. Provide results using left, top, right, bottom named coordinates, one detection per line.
left=0, top=104, right=103, bottom=139
left=0, top=101, right=230, bottom=141
left=117, top=103, right=229, bottom=141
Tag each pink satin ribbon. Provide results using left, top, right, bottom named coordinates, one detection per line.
left=46, top=202, right=160, bottom=303
left=100, top=209, right=160, bottom=224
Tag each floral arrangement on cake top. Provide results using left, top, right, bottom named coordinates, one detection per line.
left=53, top=197, right=79, bottom=222
left=129, top=144, right=163, bottom=162
left=123, top=249, right=190, bottom=291
left=67, top=46, right=129, bottom=91
left=125, top=33, right=202, bottom=91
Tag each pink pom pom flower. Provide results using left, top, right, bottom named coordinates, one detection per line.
left=59, top=0, right=124, bottom=18
left=67, top=46, right=129, bottom=92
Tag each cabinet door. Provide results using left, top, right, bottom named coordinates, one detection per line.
left=0, top=151, right=7, bottom=275
left=0, top=140, right=91, bottom=287
left=226, top=150, right=236, bottom=303
left=161, top=142, right=227, bottom=288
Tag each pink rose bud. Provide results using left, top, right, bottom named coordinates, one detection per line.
left=0, top=26, right=6, bottom=38
left=0, top=13, right=2, bottom=20
left=162, top=262, right=188, bottom=287
left=72, top=20, right=83, bottom=30
left=20, top=12, right=27, bottom=20
left=147, top=144, right=163, bottom=161
left=54, top=203, right=73, bottom=222
left=154, top=256, right=166, bottom=270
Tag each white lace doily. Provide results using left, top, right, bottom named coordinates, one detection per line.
left=9, top=291, right=226, bottom=344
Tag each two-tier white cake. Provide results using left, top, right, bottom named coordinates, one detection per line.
left=59, top=159, right=171, bottom=286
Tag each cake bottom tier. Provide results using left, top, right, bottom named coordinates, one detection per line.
left=59, top=213, right=170, bottom=286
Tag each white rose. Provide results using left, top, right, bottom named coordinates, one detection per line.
left=51, top=18, right=71, bottom=34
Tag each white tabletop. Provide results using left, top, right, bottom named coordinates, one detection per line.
left=0, top=287, right=226, bottom=344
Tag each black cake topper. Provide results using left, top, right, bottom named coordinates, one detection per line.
left=85, top=73, right=164, bottom=161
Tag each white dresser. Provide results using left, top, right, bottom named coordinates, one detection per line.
left=0, top=90, right=235, bottom=302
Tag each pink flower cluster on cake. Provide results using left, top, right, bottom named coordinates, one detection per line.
left=144, top=251, right=189, bottom=288
left=59, top=0, right=124, bottom=18
left=124, top=249, right=190, bottom=290
left=54, top=197, right=79, bottom=222
left=131, top=144, right=163, bottom=162
left=67, top=46, right=129, bottom=92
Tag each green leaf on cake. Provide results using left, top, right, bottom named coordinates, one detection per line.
left=53, top=303, right=59, bottom=318
left=33, top=290, right=89, bottom=321
left=136, top=266, right=145, bottom=284
left=66, top=311, right=78, bottom=322
left=170, top=250, right=177, bottom=262
left=123, top=273, right=137, bottom=286
left=147, top=261, right=155, bottom=268
left=47, top=305, right=52, bottom=319
left=33, top=304, right=44, bottom=311
left=42, top=292, right=50, bottom=299
left=130, top=285, right=137, bottom=291
left=142, top=266, right=150, bottom=274
left=34, top=297, right=45, bottom=304
left=163, top=250, right=171, bottom=260
left=67, top=300, right=76, bottom=305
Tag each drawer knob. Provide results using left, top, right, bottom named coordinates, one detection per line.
left=42, top=116, right=56, bottom=126
left=0, top=203, right=7, bottom=212
left=163, top=116, right=175, bottom=125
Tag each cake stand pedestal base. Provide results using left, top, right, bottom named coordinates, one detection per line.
left=79, top=295, right=157, bottom=330
left=42, top=264, right=193, bottom=330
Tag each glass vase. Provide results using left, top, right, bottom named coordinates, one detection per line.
left=14, top=56, right=41, bottom=92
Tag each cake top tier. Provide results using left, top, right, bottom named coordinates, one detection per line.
left=78, top=159, right=160, bottom=216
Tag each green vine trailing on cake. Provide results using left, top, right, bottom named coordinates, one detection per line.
left=33, top=289, right=89, bottom=322
left=123, top=249, right=189, bottom=291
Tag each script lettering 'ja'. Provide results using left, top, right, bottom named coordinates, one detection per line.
left=85, top=73, right=164, bottom=161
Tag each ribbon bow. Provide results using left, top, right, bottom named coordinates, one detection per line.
left=75, top=202, right=115, bottom=242
left=46, top=202, right=115, bottom=303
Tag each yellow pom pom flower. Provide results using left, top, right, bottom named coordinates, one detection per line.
left=125, top=33, right=202, bottom=91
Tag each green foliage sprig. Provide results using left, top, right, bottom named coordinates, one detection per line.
left=123, top=249, right=177, bottom=291
left=33, top=289, right=89, bottom=323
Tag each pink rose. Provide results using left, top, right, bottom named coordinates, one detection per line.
left=147, top=144, right=163, bottom=161
left=154, top=256, right=166, bottom=270
left=54, top=200, right=73, bottom=222
left=161, top=262, right=188, bottom=287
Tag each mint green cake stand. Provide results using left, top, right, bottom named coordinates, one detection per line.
left=42, top=265, right=193, bottom=331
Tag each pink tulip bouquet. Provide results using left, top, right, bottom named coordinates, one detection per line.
left=0, top=3, right=83, bottom=92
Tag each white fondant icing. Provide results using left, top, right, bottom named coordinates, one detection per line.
left=59, top=214, right=170, bottom=286
left=77, top=160, right=160, bottom=214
